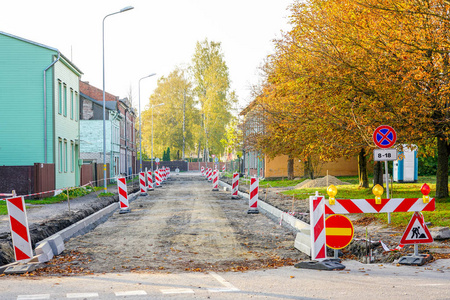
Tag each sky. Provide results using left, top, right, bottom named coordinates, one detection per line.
left=1, top=0, right=293, bottom=113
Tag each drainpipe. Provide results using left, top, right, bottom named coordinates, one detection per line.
left=43, top=52, right=61, bottom=163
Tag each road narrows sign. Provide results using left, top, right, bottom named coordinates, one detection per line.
left=325, top=214, right=354, bottom=249
left=373, top=125, right=397, bottom=149
left=400, top=212, right=433, bottom=244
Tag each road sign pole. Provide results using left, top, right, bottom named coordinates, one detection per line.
left=385, top=160, right=391, bottom=224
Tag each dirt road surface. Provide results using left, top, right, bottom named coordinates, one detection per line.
left=36, top=174, right=307, bottom=275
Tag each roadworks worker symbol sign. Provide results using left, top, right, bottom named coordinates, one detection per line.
left=400, top=212, right=433, bottom=244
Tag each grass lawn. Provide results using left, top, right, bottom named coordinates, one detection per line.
left=263, top=176, right=450, bottom=227
left=0, top=185, right=101, bottom=216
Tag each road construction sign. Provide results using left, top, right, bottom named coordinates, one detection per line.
left=400, top=212, right=433, bottom=244
left=325, top=214, right=354, bottom=249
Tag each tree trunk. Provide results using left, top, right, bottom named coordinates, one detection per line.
left=358, top=148, right=369, bottom=188
left=373, top=161, right=384, bottom=188
left=304, top=156, right=315, bottom=179
left=287, top=155, right=294, bottom=180
left=435, top=137, right=449, bottom=199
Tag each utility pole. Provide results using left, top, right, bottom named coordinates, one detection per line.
left=182, top=90, right=186, bottom=160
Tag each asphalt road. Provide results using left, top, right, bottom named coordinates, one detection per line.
left=1, top=260, right=449, bottom=299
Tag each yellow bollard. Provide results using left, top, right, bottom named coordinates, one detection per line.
left=327, top=184, right=337, bottom=205
left=372, top=184, right=383, bottom=205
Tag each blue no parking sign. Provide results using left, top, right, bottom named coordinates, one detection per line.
left=373, top=125, right=397, bottom=148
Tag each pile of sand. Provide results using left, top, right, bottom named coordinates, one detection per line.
left=294, top=175, right=351, bottom=189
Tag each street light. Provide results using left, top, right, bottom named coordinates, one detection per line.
left=151, top=103, right=165, bottom=172
left=138, top=73, right=156, bottom=172
left=102, top=6, right=134, bottom=192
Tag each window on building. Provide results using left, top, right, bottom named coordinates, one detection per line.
left=70, top=88, right=74, bottom=120
left=63, top=84, right=67, bottom=117
left=58, top=139, right=63, bottom=172
left=58, top=81, right=62, bottom=114
left=71, top=141, right=74, bottom=172
left=64, top=139, right=68, bottom=172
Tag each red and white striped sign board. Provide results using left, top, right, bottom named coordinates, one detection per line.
left=207, top=168, right=212, bottom=182
left=310, top=195, right=326, bottom=261
left=231, top=172, right=239, bottom=199
left=222, top=164, right=225, bottom=172
left=139, top=172, right=146, bottom=195
left=7, top=196, right=33, bottom=261
left=201, top=166, right=205, bottom=176
left=117, top=177, right=129, bottom=209
left=248, top=177, right=259, bottom=213
left=212, top=170, right=219, bottom=191
left=147, top=171, right=154, bottom=191
left=155, top=169, right=161, bottom=187
left=325, top=198, right=435, bottom=215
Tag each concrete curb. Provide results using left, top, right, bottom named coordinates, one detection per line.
left=218, top=180, right=311, bottom=256
left=34, top=191, right=140, bottom=264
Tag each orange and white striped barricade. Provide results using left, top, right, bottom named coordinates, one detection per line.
left=212, top=170, right=219, bottom=191
left=147, top=170, right=154, bottom=191
left=231, top=172, right=239, bottom=199
left=117, top=177, right=130, bottom=213
left=201, top=166, right=205, bottom=176
left=155, top=169, right=162, bottom=188
left=248, top=177, right=259, bottom=214
left=139, top=172, right=147, bottom=196
left=6, top=196, right=33, bottom=262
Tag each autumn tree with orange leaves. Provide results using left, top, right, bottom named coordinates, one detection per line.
left=254, top=0, right=449, bottom=197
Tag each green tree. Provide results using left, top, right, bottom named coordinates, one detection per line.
left=191, top=39, right=237, bottom=161
left=141, top=67, right=200, bottom=160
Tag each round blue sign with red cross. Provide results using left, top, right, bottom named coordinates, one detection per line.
left=373, top=125, right=397, bottom=148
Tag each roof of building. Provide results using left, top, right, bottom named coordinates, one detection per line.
left=0, top=30, right=83, bottom=76
left=80, top=92, right=117, bottom=111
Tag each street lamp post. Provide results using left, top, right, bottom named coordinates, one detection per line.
left=151, top=103, right=165, bottom=172
left=102, top=5, right=134, bottom=192
left=138, top=73, right=156, bottom=172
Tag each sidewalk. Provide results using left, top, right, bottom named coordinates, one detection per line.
left=0, top=182, right=136, bottom=236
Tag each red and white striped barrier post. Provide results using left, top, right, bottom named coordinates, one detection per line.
left=212, top=170, right=219, bottom=191
left=163, top=167, right=167, bottom=181
left=231, top=172, right=239, bottom=199
left=147, top=170, right=154, bottom=191
left=167, top=167, right=170, bottom=179
left=139, top=172, right=147, bottom=196
left=155, top=169, right=162, bottom=187
left=248, top=177, right=259, bottom=214
left=205, top=168, right=209, bottom=180
left=6, top=196, right=33, bottom=261
left=310, top=193, right=326, bottom=261
left=117, top=177, right=131, bottom=213
left=208, top=168, right=213, bottom=182
left=222, top=164, right=225, bottom=173
left=201, top=166, right=205, bottom=176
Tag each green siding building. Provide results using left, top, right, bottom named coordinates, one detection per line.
left=0, top=31, right=83, bottom=189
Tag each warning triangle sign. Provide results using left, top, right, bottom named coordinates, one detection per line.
left=400, top=212, right=433, bottom=244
